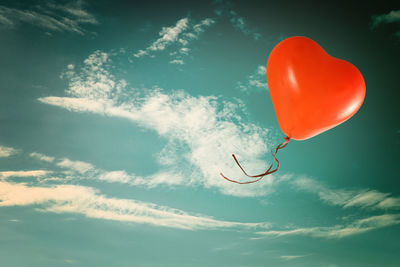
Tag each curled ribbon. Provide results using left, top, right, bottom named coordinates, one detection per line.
left=220, top=136, right=290, bottom=184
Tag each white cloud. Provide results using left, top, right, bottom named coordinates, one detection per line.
left=143, top=171, right=184, bottom=187
left=149, top=18, right=189, bottom=51
left=98, top=169, right=184, bottom=188
left=0, top=13, right=13, bottom=25
left=245, top=177, right=400, bottom=240
left=134, top=18, right=189, bottom=57
left=57, top=158, right=94, bottom=174
left=0, top=145, right=18, bottom=157
left=0, top=1, right=98, bottom=35
left=61, top=50, right=127, bottom=101
left=0, top=170, right=50, bottom=178
left=179, top=47, right=190, bottom=55
left=64, top=259, right=76, bottom=265
left=214, top=1, right=261, bottom=40
left=377, top=197, right=400, bottom=210
left=170, top=59, right=184, bottom=65
left=133, top=17, right=215, bottom=64
left=344, top=191, right=390, bottom=208
left=39, top=96, right=109, bottom=114
left=46, top=1, right=98, bottom=25
left=230, top=12, right=260, bottom=39
left=257, top=214, right=400, bottom=239
left=6, top=148, right=396, bottom=238
left=30, top=152, right=55, bottom=162
left=98, top=170, right=134, bottom=184
left=39, top=50, right=288, bottom=197
left=293, top=177, right=400, bottom=210
left=372, top=10, right=400, bottom=28
left=133, top=49, right=148, bottom=58
left=39, top=93, right=281, bottom=197
left=3, top=147, right=190, bottom=189
left=371, top=10, right=400, bottom=38
left=184, top=18, right=215, bottom=41
left=280, top=255, right=307, bottom=260
left=237, top=65, right=267, bottom=93
left=0, top=181, right=270, bottom=231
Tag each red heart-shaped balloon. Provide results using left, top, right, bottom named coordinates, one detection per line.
left=266, top=36, right=366, bottom=140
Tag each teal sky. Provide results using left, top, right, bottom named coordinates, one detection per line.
left=0, top=1, right=399, bottom=266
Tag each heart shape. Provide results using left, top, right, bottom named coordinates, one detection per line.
left=266, top=36, right=366, bottom=140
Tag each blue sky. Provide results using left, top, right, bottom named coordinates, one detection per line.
left=0, top=1, right=399, bottom=266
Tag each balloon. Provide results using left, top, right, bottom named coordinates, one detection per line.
left=221, top=36, right=366, bottom=184
left=266, top=36, right=366, bottom=140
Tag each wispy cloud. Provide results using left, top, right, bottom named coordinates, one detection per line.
left=0, top=145, right=18, bottom=157
left=134, top=18, right=188, bottom=58
left=229, top=11, right=261, bottom=40
left=0, top=13, right=13, bottom=25
left=371, top=9, right=400, bottom=38
left=45, top=1, right=98, bottom=25
left=64, top=259, right=76, bottom=265
left=0, top=1, right=98, bottom=35
left=0, top=170, right=50, bottom=178
left=6, top=149, right=187, bottom=188
left=134, top=17, right=215, bottom=64
left=293, top=177, right=400, bottom=210
left=0, top=181, right=270, bottom=231
left=257, top=214, right=400, bottom=239
left=214, top=0, right=261, bottom=40
left=372, top=10, right=400, bottom=28
left=57, top=158, right=95, bottom=174
left=251, top=177, right=400, bottom=239
left=237, top=65, right=267, bottom=93
left=38, top=50, right=289, bottom=197
left=134, top=18, right=189, bottom=57
left=98, top=170, right=134, bottom=184
left=60, top=50, right=127, bottom=100
left=280, top=255, right=308, bottom=260
left=16, top=154, right=394, bottom=237
left=30, top=152, right=55, bottom=162
left=170, top=59, right=184, bottom=65
left=98, top=170, right=183, bottom=187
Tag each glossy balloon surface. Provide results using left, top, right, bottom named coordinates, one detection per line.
left=266, top=36, right=366, bottom=140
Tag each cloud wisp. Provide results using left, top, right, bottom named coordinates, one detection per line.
left=4, top=151, right=399, bottom=238
left=134, top=18, right=189, bottom=58
left=10, top=149, right=184, bottom=188
left=372, top=9, right=400, bottom=28
left=0, top=180, right=270, bottom=231
left=0, top=148, right=271, bottom=230
left=293, top=177, right=400, bottom=210
left=0, top=145, right=18, bottom=157
left=280, top=255, right=309, bottom=260
left=371, top=9, right=400, bottom=38
left=134, top=17, right=215, bottom=64
left=214, top=0, right=261, bottom=40
left=0, top=170, right=50, bottom=179
left=250, top=177, right=400, bottom=239
left=257, top=214, right=400, bottom=239
left=30, top=152, right=55, bottom=162
left=237, top=65, right=267, bottom=93
left=0, top=1, right=98, bottom=35
left=38, top=50, right=289, bottom=197
left=57, top=158, right=95, bottom=174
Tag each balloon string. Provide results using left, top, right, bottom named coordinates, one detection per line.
left=220, top=136, right=290, bottom=184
